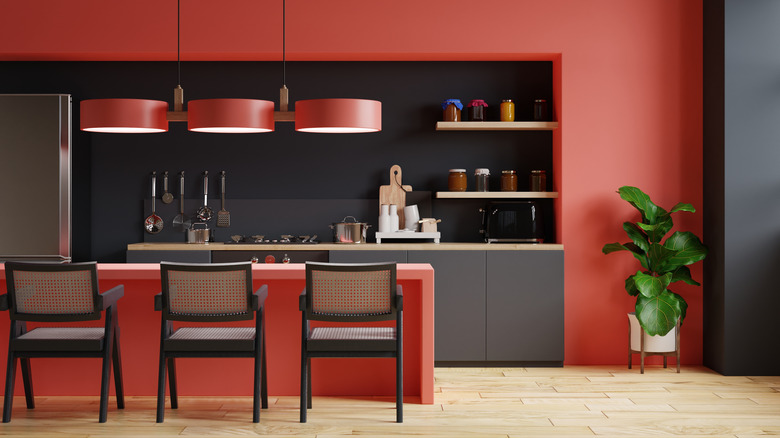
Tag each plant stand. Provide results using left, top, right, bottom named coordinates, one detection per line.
left=627, top=313, right=680, bottom=374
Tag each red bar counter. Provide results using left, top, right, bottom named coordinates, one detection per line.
left=0, top=263, right=435, bottom=404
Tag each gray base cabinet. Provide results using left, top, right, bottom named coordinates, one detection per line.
left=329, top=250, right=407, bottom=263
left=408, top=251, right=486, bottom=361
left=486, top=251, right=564, bottom=362
left=126, top=250, right=211, bottom=263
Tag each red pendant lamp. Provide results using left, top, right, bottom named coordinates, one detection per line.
left=188, top=99, right=275, bottom=133
left=295, top=98, right=381, bottom=133
left=80, top=99, right=168, bottom=133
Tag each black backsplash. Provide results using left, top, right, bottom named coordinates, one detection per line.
left=1, top=61, right=553, bottom=261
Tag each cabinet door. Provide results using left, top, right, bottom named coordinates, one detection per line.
left=408, top=251, right=486, bottom=362
left=126, top=250, right=211, bottom=263
left=329, top=250, right=407, bottom=263
left=486, top=251, right=563, bottom=362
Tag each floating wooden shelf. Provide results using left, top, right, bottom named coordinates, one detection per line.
left=435, top=121, right=559, bottom=131
left=436, top=191, right=558, bottom=199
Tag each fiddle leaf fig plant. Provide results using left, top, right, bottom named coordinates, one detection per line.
left=602, top=186, right=707, bottom=336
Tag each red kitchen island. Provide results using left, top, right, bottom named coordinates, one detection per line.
left=0, top=263, right=435, bottom=404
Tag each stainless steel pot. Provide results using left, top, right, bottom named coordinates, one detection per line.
left=187, top=222, right=212, bottom=244
left=330, top=216, right=371, bottom=243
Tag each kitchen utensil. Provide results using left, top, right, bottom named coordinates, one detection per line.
left=330, top=216, right=371, bottom=243
left=144, top=172, right=164, bottom=234
left=196, top=171, right=213, bottom=222
left=379, top=164, right=412, bottom=230
left=161, top=171, right=174, bottom=204
left=404, top=204, right=420, bottom=231
left=217, top=170, right=230, bottom=227
left=418, top=218, right=441, bottom=232
left=172, top=171, right=190, bottom=232
left=187, top=222, right=211, bottom=244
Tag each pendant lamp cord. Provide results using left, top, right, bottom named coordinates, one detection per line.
left=282, top=0, right=286, bottom=87
left=177, top=0, right=181, bottom=87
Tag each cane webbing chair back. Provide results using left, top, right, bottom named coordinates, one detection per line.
left=160, top=262, right=253, bottom=322
left=4, top=262, right=100, bottom=322
left=305, top=262, right=397, bottom=322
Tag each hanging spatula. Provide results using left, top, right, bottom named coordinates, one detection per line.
left=217, top=170, right=231, bottom=227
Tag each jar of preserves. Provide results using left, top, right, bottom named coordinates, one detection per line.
left=467, top=100, right=488, bottom=121
left=442, top=99, right=463, bottom=122
left=533, top=99, right=548, bottom=121
left=500, top=99, right=515, bottom=122
left=530, top=170, right=547, bottom=191
left=448, top=169, right=468, bottom=191
left=475, top=168, right=490, bottom=191
left=500, top=170, right=517, bottom=191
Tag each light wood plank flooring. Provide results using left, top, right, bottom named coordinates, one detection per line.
left=0, top=366, right=778, bottom=437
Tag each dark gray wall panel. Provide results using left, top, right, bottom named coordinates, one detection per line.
left=486, top=251, right=563, bottom=362
left=408, top=250, right=487, bottom=361
left=703, top=0, right=780, bottom=375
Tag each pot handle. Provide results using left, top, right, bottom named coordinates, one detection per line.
left=342, top=216, right=358, bottom=223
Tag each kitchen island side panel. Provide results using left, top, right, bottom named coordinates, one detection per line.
left=0, top=263, right=434, bottom=403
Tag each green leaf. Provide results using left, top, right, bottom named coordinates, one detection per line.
left=636, top=215, right=673, bottom=243
left=603, top=242, right=649, bottom=269
left=618, top=186, right=660, bottom=224
left=622, top=222, right=649, bottom=252
left=663, top=231, right=708, bottom=268
left=670, top=202, right=695, bottom=214
left=625, top=273, right=639, bottom=296
left=633, top=271, right=672, bottom=298
left=669, top=265, right=701, bottom=286
left=667, top=289, right=688, bottom=325
left=602, top=242, right=629, bottom=254
left=635, top=290, right=683, bottom=336
left=646, top=243, right=675, bottom=273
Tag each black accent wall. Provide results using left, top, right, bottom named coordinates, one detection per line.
left=703, top=0, right=780, bottom=375
left=0, top=61, right=553, bottom=262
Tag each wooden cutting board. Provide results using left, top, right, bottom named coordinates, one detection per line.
left=379, top=164, right=412, bottom=229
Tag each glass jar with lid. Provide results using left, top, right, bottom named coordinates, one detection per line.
left=448, top=169, right=468, bottom=191
left=530, top=170, right=547, bottom=191
left=500, top=170, right=517, bottom=191
left=467, top=100, right=488, bottom=121
left=500, top=99, right=515, bottom=121
left=475, top=168, right=490, bottom=191
left=442, top=99, right=463, bottom=122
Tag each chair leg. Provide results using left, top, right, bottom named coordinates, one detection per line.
left=3, top=351, right=17, bottom=423
left=113, top=331, right=125, bottom=409
left=167, top=358, right=178, bottom=409
left=300, top=352, right=307, bottom=423
left=397, top=312, right=403, bottom=423
left=640, top=351, right=645, bottom=374
left=156, top=352, right=167, bottom=423
left=261, top=330, right=268, bottom=409
left=253, top=315, right=263, bottom=423
left=663, top=356, right=668, bottom=368
left=98, top=329, right=114, bottom=423
left=20, top=358, right=34, bottom=409
left=307, top=358, right=312, bottom=409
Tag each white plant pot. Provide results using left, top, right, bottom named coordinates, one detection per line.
left=628, top=312, right=677, bottom=353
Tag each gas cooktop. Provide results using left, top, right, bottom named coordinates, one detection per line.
left=226, top=234, right=319, bottom=244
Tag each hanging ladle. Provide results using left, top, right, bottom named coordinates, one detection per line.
left=144, top=171, right=164, bottom=234
left=196, top=171, right=213, bottom=222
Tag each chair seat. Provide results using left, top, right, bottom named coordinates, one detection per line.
left=308, top=327, right=397, bottom=352
left=11, top=327, right=105, bottom=351
left=164, top=327, right=256, bottom=352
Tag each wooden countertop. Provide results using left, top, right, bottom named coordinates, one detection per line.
left=127, top=242, right=564, bottom=251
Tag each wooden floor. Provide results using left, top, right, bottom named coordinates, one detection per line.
left=0, top=365, right=778, bottom=437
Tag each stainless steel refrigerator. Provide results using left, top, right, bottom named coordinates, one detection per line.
left=0, top=94, right=71, bottom=262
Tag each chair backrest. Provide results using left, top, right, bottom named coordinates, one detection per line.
left=160, top=261, right=254, bottom=322
left=304, top=262, right=397, bottom=322
left=4, top=261, right=101, bottom=322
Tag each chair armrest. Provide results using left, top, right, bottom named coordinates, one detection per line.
left=0, top=294, right=8, bottom=311
left=154, top=292, right=164, bottom=311
left=252, top=284, right=269, bottom=311
left=299, top=288, right=307, bottom=311
left=98, top=285, right=124, bottom=310
left=395, top=284, right=403, bottom=311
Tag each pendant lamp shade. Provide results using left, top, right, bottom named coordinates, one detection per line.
left=80, top=99, right=169, bottom=133
left=188, top=99, right=275, bottom=133
left=295, top=99, right=381, bottom=133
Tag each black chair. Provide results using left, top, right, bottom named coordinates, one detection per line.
left=1, top=261, right=124, bottom=423
left=155, top=261, right=268, bottom=423
left=299, top=262, right=402, bottom=423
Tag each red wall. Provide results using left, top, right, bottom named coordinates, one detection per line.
left=0, top=0, right=704, bottom=365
